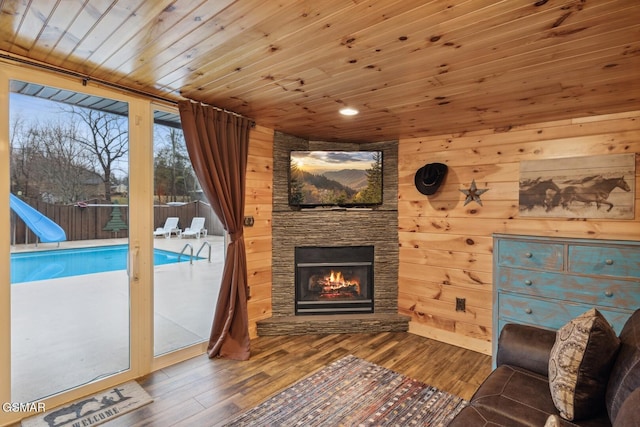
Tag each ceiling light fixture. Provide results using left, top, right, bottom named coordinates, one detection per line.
left=339, top=107, right=359, bottom=116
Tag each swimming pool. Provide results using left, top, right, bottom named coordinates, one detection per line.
left=11, top=244, right=197, bottom=284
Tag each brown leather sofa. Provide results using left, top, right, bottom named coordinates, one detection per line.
left=449, top=309, right=640, bottom=427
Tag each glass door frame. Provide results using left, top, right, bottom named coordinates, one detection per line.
left=149, top=103, right=211, bottom=372
left=0, top=61, right=154, bottom=425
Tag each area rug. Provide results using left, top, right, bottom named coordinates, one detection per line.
left=223, top=354, right=467, bottom=426
left=21, top=381, right=152, bottom=427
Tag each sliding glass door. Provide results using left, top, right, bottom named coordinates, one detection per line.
left=151, top=108, right=223, bottom=359
left=0, top=64, right=223, bottom=426
left=8, top=81, right=132, bottom=403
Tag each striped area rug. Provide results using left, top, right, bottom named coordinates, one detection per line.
left=223, top=354, right=467, bottom=426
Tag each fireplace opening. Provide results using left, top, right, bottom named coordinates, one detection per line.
left=295, top=246, right=374, bottom=315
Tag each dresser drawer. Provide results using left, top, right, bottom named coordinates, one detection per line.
left=497, top=240, right=564, bottom=271
left=569, top=245, right=640, bottom=279
left=497, top=293, right=630, bottom=334
left=498, top=268, right=640, bottom=309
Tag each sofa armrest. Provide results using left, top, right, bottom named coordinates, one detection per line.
left=613, top=387, right=640, bottom=427
left=496, top=323, right=557, bottom=377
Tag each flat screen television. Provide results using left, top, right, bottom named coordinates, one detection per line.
left=288, top=150, right=383, bottom=208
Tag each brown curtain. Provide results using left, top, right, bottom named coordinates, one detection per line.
left=178, top=100, right=251, bottom=360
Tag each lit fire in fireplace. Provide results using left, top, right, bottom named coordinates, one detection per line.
left=309, top=270, right=361, bottom=298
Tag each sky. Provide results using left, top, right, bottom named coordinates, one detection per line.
left=9, top=92, right=132, bottom=178
left=291, top=151, right=379, bottom=174
left=10, top=93, right=63, bottom=124
left=9, top=87, right=184, bottom=181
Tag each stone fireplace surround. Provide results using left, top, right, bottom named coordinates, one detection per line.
left=256, top=132, right=409, bottom=335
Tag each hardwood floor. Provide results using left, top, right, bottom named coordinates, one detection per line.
left=103, top=332, right=491, bottom=426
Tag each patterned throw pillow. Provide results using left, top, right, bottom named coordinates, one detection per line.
left=548, top=308, right=620, bottom=421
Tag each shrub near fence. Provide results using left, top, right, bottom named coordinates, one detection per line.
left=10, top=199, right=223, bottom=245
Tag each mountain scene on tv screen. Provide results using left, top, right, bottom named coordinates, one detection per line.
left=289, top=151, right=382, bottom=206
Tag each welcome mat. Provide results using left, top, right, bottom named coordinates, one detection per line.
left=223, top=354, right=467, bottom=426
left=22, top=381, right=152, bottom=427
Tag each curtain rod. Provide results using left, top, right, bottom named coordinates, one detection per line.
left=0, top=51, right=255, bottom=125
left=181, top=99, right=256, bottom=127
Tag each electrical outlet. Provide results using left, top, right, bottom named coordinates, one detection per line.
left=456, top=297, right=466, bottom=312
left=243, top=216, right=255, bottom=227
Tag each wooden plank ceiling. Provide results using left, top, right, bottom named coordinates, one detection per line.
left=0, top=0, right=638, bottom=143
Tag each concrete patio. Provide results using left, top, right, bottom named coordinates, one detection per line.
left=10, top=235, right=225, bottom=402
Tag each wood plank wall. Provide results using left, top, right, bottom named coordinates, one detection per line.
left=398, top=110, right=640, bottom=355
left=245, top=124, right=274, bottom=338
left=244, top=111, right=640, bottom=350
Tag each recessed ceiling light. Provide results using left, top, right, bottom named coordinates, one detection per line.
left=339, top=107, right=359, bottom=116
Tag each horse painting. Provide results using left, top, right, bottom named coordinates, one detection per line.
left=519, top=179, right=561, bottom=211
left=519, top=153, right=635, bottom=219
left=559, top=176, right=631, bottom=212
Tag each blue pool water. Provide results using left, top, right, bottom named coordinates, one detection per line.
left=11, top=244, right=195, bottom=284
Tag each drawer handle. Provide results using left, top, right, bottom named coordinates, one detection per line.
left=525, top=308, right=532, bottom=314
left=605, top=259, right=614, bottom=265
left=605, top=291, right=613, bottom=297
left=524, top=280, right=532, bottom=286
left=525, top=252, right=533, bottom=258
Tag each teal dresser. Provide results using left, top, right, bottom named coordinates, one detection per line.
left=493, top=234, right=640, bottom=363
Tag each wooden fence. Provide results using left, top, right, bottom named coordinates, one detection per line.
left=10, top=198, right=224, bottom=245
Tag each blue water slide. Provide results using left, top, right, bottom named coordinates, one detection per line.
left=10, top=193, right=67, bottom=243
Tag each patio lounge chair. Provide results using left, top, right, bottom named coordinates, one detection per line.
left=181, top=217, right=207, bottom=238
left=154, top=217, right=181, bottom=238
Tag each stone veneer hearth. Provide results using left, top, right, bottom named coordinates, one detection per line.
left=257, top=132, right=409, bottom=335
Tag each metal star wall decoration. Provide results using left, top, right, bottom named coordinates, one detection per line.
left=460, top=179, right=488, bottom=206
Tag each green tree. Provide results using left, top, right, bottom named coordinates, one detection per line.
left=354, top=152, right=383, bottom=204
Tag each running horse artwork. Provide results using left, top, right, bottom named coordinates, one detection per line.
left=518, top=153, right=635, bottom=219
left=519, top=179, right=561, bottom=212
left=559, top=176, right=631, bottom=212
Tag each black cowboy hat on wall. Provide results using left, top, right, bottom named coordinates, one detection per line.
left=415, top=163, right=448, bottom=196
